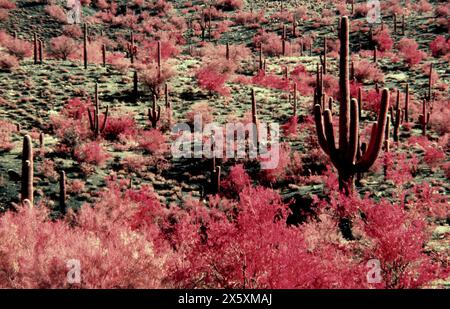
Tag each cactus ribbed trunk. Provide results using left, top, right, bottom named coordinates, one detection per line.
left=313, top=16, right=390, bottom=196
left=21, top=135, right=33, bottom=204
left=33, top=33, right=38, bottom=65
left=59, top=170, right=66, bottom=214
left=157, top=41, right=161, bottom=79
left=102, top=44, right=106, bottom=67
left=83, top=23, right=88, bottom=69
left=404, top=83, right=409, bottom=122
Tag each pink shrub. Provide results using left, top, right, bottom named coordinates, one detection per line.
left=137, top=129, right=168, bottom=155
left=102, top=115, right=137, bottom=141
left=221, top=164, right=251, bottom=198
left=75, top=141, right=110, bottom=167
left=0, top=51, right=18, bottom=72
left=196, top=67, right=230, bottom=96
left=353, top=59, right=384, bottom=83
left=430, top=36, right=449, bottom=58
left=397, top=38, right=427, bottom=66
left=49, top=36, right=78, bottom=60
left=0, top=119, right=14, bottom=152
left=45, top=5, right=68, bottom=24
left=373, top=29, right=393, bottom=52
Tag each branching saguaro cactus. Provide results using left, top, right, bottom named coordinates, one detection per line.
left=21, top=135, right=33, bottom=204
left=88, top=83, right=109, bottom=137
left=390, top=89, right=402, bottom=142
left=149, top=95, right=161, bottom=128
left=314, top=16, right=390, bottom=195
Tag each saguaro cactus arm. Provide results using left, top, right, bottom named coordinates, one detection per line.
left=355, top=89, right=389, bottom=172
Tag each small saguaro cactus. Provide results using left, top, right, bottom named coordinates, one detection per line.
left=102, top=44, right=106, bottom=67
left=83, top=23, right=88, bottom=69
left=292, top=15, right=297, bottom=37
left=427, top=63, right=433, bottom=102
left=293, top=83, right=297, bottom=116
left=59, top=170, right=66, bottom=214
left=33, top=33, right=38, bottom=64
left=393, top=13, right=397, bottom=34
left=21, top=135, right=34, bottom=204
left=39, top=132, right=44, bottom=149
left=225, top=42, right=230, bottom=60
left=404, top=83, right=409, bottom=122
left=384, top=115, right=391, bottom=153
left=133, top=70, right=139, bottom=102
left=320, top=37, right=327, bottom=74
left=38, top=39, right=43, bottom=64
left=157, top=40, right=162, bottom=79
left=390, top=89, right=403, bottom=142
left=419, top=99, right=430, bottom=136
left=164, top=83, right=170, bottom=109
left=149, top=95, right=161, bottom=128
left=87, top=83, right=109, bottom=137
left=259, top=44, right=263, bottom=71
left=313, top=16, right=390, bottom=195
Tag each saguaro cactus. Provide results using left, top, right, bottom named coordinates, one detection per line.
left=87, top=83, right=109, bottom=137
left=225, top=42, right=230, bottom=60
left=149, top=95, right=161, bottom=128
left=21, top=135, right=33, bottom=204
left=33, top=33, right=38, bottom=64
left=314, top=16, right=390, bottom=195
left=391, top=89, right=402, bottom=142
left=419, top=99, right=430, bottom=136
left=102, top=44, right=106, bottom=67
left=59, top=170, right=66, bottom=214
left=133, top=70, right=139, bottom=102
left=320, top=37, right=327, bottom=74
left=404, top=83, right=409, bottom=122
left=83, top=23, right=88, bottom=69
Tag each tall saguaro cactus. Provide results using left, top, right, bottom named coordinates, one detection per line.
left=83, top=23, right=88, bottom=69
left=314, top=16, right=390, bottom=195
left=21, top=135, right=33, bottom=204
left=88, top=83, right=109, bottom=137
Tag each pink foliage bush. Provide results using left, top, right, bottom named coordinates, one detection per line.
left=397, top=38, right=427, bottom=67
left=0, top=51, right=18, bottom=71
left=373, top=29, right=393, bottom=52
left=0, top=184, right=167, bottom=288
left=430, top=36, right=449, bottom=58
left=196, top=67, right=230, bottom=96
left=49, top=36, right=78, bottom=60
left=75, top=141, right=110, bottom=167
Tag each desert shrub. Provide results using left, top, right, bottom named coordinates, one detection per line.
left=430, top=36, right=449, bottom=58
left=253, top=31, right=283, bottom=56
left=259, top=143, right=291, bottom=185
left=221, top=164, right=252, bottom=198
left=0, top=119, right=15, bottom=152
left=45, top=5, right=68, bottom=23
left=49, top=35, right=78, bottom=60
left=252, top=70, right=289, bottom=91
left=373, top=29, right=393, bottom=52
left=196, top=67, right=230, bottom=96
left=62, top=24, right=83, bottom=38
left=74, top=141, right=110, bottom=167
left=397, top=38, right=427, bottom=66
left=0, top=0, right=15, bottom=9
left=0, top=184, right=167, bottom=288
left=185, top=102, right=214, bottom=127
left=102, top=115, right=137, bottom=141
left=137, top=129, right=168, bottom=155
left=0, top=36, right=32, bottom=59
left=353, top=59, right=384, bottom=83
left=0, top=51, right=18, bottom=72
left=140, top=63, right=175, bottom=98
left=107, top=52, right=130, bottom=73
left=215, top=0, right=243, bottom=11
